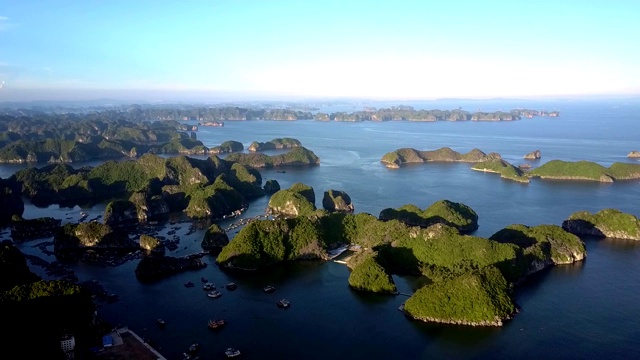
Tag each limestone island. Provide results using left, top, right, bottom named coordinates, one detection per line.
left=524, top=150, right=542, bottom=160
left=527, top=160, right=640, bottom=182
left=248, top=138, right=302, bottom=152
left=216, top=188, right=586, bottom=326
left=225, top=147, right=320, bottom=168
left=562, top=208, right=640, bottom=240
left=379, top=200, right=478, bottom=233
left=210, top=140, right=244, bottom=154
left=471, top=159, right=530, bottom=183
left=628, top=150, right=640, bottom=159
left=380, top=147, right=501, bottom=169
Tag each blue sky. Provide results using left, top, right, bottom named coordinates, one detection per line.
left=1, top=0, right=639, bottom=101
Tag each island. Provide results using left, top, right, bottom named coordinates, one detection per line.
left=471, top=159, right=530, bottom=183
left=628, top=150, right=640, bottom=159
left=215, top=189, right=586, bottom=326
left=379, top=200, right=479, bottom=233
left=380, top=147, right=501, bottom=169
left=210, top=140, right=244, bottom=154
left=248, top=138, right=302, bottom=152
left=224, top=147, right=320, bottom=168
left=527, top=160, right=640, bottom=182
left=313, top=106, right=558, bottom=122
left=562, top=208, right=640, bottom=240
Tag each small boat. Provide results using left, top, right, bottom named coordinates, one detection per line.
left=188, top=343, right=200, bottom=353
left=225, top=348, right=241, bottom=358
left=203, top=283, right=215, bottom=290
left=277, top=299, right=290, bottom=308
left=208, top=290, right=222, bottom=298
left=208, top=318, right=225, bottom=329
left=225, top=282, right=237, bottom=290
left=157, top=318, right=166, bottom=326
left=184, top=281, right=195, bottom=288
left=263, top=285, right=276, bottom=293
left=201, top=277, right=208, bottom=283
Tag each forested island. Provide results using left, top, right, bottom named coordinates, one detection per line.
left=215, top=182, right=597, bottom=326
left=382, top=147, right=640, bottom=183
left=314, top=106, right=558, bottom=122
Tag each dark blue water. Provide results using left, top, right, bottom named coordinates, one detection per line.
left=4, top=99, right=640, bottom=359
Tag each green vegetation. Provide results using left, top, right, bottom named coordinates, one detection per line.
left=248, top=138, right=302, bottom=151
left=311, top=106, right=543, bottom=122
left=348, top=252, right=397, bottom=294
left=379, top=200, right=479, bottom=232
left=562, top=209, right=640, bottom=240
left=322, top=189, right=354, bottom=212
left=490, top=224, right=586, bottom=280
left=210, top=140, right=244, bottom=154
left=225, top=147, right=320, bottom=168
left=471, top=159, right=530, bottom=183
left=527, top=160, right=613, bottom=182
left=527, top=160, right=640, bottom=182
left=139, top=234, right=163, bottom=251
left=202, top=223, right=229, bottom=250
left=10, top=153, right=264, bottom=220
left=381, top=147, right=500, bottom=168
left=403, top=266, right=516, bottom=326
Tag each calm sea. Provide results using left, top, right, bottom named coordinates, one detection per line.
left=4, top=99, right=640, bottom=359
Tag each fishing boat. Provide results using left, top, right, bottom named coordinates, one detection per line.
left=208, top=319, right=225, bottom=329
left=157, top=318, right=166, bottom=326
left=225, top=282, right=237, bottom=290
left=203, top=282, right=215, bottom=290
left=263, top=285, right=276, bottom=293
left=188, top=343, right=200, bottom=353
left=225, top=348, right=241, bottom=358
left=277, top=299, right=290, bottom=308
left=201, top=277, right=208, bottom=282
left=184, top=281, right=195, bottom=288
left=208, top=290, right=222, bottom=299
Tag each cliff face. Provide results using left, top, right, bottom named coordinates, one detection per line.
left=524, top=150, right=542, bottom=160
left=322, top=189, right=354, bottom=213
left=562, top=209, right=640, bottom=240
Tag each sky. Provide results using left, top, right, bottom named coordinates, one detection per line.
left=1, top=0, right=640, bottom=102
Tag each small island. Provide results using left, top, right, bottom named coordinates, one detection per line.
left=527, top=160, right=640, bottom=182
left=471, top=159, right=530, bottom=183
left=562, top=208, right=640, bottom=240
left=248, top=138, right=302, bottom=152
left=224, top=147, right=320, bottom=168
left=380, top=147, right=501, bottom=169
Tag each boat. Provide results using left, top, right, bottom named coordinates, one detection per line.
left=184, top=281, right=195, bottom=288
left=225, top=282, right=237, bottom=290
left=201, top=277, right=208, bottom=282
left=203, top=282, right=215, bottom=290
left=208, top=318, right=225, bottom=329
left=157, top=318, right=166, bottom=326
left=208, top=290, right=222, bottom=298
left=225, top=348, right=241, bottom=358
left=188, top=343, right=200, bottom=353
left=277, top=299, right=290, bottom=308
left=263, top=285, right=276, bottom=293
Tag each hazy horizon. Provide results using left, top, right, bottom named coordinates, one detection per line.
left=2, top=1, right=640, bottom=102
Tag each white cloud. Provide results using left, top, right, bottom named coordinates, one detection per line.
left=0, top=16, right=12, bottom=31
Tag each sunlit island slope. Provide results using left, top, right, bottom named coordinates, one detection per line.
left=380, top=147, right=501, bottom=169
left=527, top=160, right=640, bottom=182
left=216, top=189, right=587, bottom=326
left=382, top=148, right=640, bottom=184
left=562, top=208, right=640, bottom=240
left=224, top=147, right=320, bottom=168
left=248, top=138, right=302, bottom=152
left=471, top=159, right=530, bottom=183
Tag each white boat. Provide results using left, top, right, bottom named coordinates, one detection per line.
left=277, top=299, right=290, bottom=308
left=208, top=290, right=222, bottom=298
left=225, top=348, right=241, bottom=358
left=263, top=285, right=276, bottom=293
